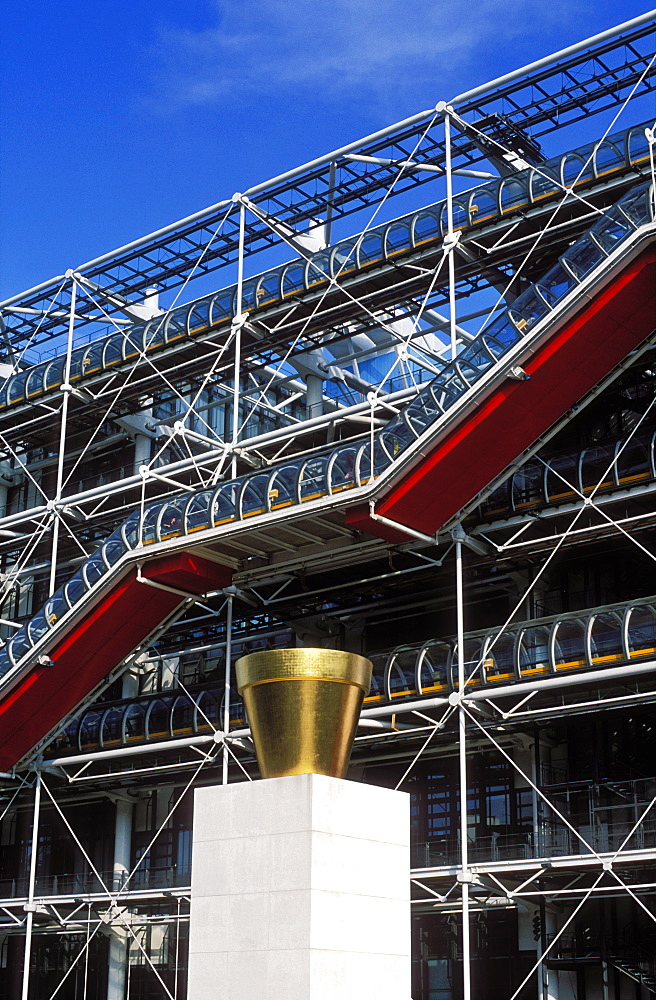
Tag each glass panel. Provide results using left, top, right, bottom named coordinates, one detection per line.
left=27, top=612, right=50, bottom=645
left=185, top=489, right=213, bottom=533
left=102, top=335, right=124, bottom=368
left=68, top=347, right=87, bottom=381
left=553, top=619, right=586, bottom=670
left=45, top=592, right=68, bottom=625
left=561, top=153, right=593, bottom=187
left=64, top=572, right=87, bottom=608
left=299, top=456, right=328, bottom=500
left=329, top=447, right=358, bottom=493
left=439, top=199, right=468, bottom=234
left=144, top=317, right=166, bottom=350
left=101, top=710, right=124, bottom=747
left=82, top=553, right=107, bottom=588
left=240, top=280, right=257, bottom=311
left=628, top=128, right=650, bottom=166
left=79, top=711, right=102, bottom=749
left=210, top=290, right=235, bottom=325
left=412, top=211, right=440, bottom=245
left=212, top=484, right=237, bottom=525
left=580, top=443, right=616, bottom=493
left=124, top=703, right=146, bottom=743
left=102, top=535, right=127, bottom=568
left=44, top=357, right=67, bottom=389
left=0, top=650, right=14, bottom=679
left=196, top=691, right=219, bottom=731
left=500, top=177, right=528, bottom=214
left=26, top=365, right=47, bottom=397
left=330, top=240, right=358, bottom=278
left=480, top=480, right=511, bottom=519
left=545, top=453, right=578, bottom=504
left=627, top=605, right=656, bottom=658
left=158, top=500, right=186, bottom=539
left=268, top=466, right=299, bottom=509
left=385, top=222, right=412, bottom=257
left=484, top=631, right=516, bottom=681
left=388, top=648, right=418, bottom=697
left=590, top=612, right=623, bottom=664
left=141, top=505, right=161, bottom=544
left=240, top=474, right=270, bottom=517
left=7, top=374, right=27, bottom=404
left=358, top=232, right=385, bottom=265
left=509, top=287, right=549, bottom=332
left=81, top=343, right=104, bottom=376
left=121, top=511, right=141, bottom=549
left=147, top=699, right=171, bottom=740
left=530, top=167, right=560, bottom=203
left=536, top=263, right=577, bottom=305
left=403, top=390, right=442, bottom=434
left=306, top=250, right=331, bottom=287
left=7, top=630, right=32, bottom=666
left=123, top=326, right=143, bottom=360
left=452, top=638, right=483, bottom=690
left=593, top=140, right=623, bottom=178
left=590, top=206, right=633, bottom=254
left=188, top=300, right=210, bottom=333
left=256, top=272, right=280, bottom=307
left=618, top=183, right=651, bottom=226
left=518, top=626, right=552, bottom=676
left=418, top=641, right=450, bottom=693
left=617, top=431, right=651, bottom=486
left=482, top=317, right=521, bottom=358
left=456, top=343, right=496, bottom=383
left=172, top=696, right=195, bottom=735
left=378, top=419, right=416, bottom=461
left=469, top=189, right=497, bottom=225
left=367, top=653, right=388, bottom=701
left=164, top=307, right=188, bottom=343
left=511, top=461, right=544, bottom=510
left=281, top=262, right=306, bottom=297
left=562, top=235, right=605, bottom=280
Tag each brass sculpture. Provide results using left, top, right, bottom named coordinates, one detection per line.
left=235, top=648, right=372, bottom=779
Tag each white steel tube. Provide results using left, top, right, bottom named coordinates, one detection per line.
left=231, top=205, right=245, bottom=479
left=49, top=277, right=77, bottom=596
left=222, top=594, right=233, bottom=784
left=455, top=540, right=471, bottom=1000
left=20, top=773, right=41, bottom=1000
left=444, top=113, right=459, bottom=361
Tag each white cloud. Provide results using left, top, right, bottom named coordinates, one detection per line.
left=149, top=0, right=595, bottom=113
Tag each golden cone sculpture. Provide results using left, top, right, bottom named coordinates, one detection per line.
left=235, top=648, right=372, bottom=779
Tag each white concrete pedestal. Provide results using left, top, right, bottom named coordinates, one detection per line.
left=188, top=773, right=410, bottom=999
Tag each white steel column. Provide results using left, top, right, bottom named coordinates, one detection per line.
left=49, top=276, right=77, bottom=596
left=107, top=798, right=133, bottom=1000
left=20, top=773, right=41, bottom=1000
left=231, top=202, right=245, bottom=479
left=444, top=111, right=459, bottom=361
left=222, top=594, right=233, bottom=784
left=455, top=539, right=471, bottom=1000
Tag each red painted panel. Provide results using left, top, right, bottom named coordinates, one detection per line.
left=347, top=248, right=656, bottom=539
left=0, top=552, right=232, bottom=770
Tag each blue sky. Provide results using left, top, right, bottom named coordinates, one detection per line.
left=0, top=1, right=652, bottom=300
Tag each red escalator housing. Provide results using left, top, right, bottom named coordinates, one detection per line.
left=347, top=247, right=656, bottom=540
left=0, top=552, right=231, bottom=770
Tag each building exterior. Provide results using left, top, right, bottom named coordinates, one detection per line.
left=0, top=14, right=655, bottom=999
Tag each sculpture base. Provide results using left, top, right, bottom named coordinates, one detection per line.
left=188, top=773, right=410, bottom=1000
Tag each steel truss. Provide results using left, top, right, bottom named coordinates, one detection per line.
left=0, top=11, right=655, bottom=1000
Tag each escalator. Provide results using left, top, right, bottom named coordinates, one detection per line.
left=0, top=180, right=654, bottom=772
